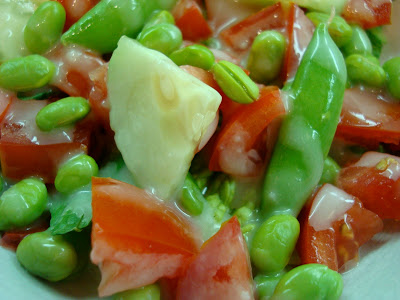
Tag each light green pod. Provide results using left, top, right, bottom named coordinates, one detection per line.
left=212, top=60, right=259, bottom=104
left=55, top=154, right=99, bottom=194
left=170, top=45, right=215, bottom=70
left=0, top=55, right=55, bottom=92
left=113, top=284, right=161, bottom=300
left=143, top=10, right=175, bottom=30
left=306, top=12, right=352, bottom=47
left=271, top=264, right=343, bottom=300
left=383, top=57, right=400, bottom=99
left=341, top=25, right=372, bottom=56
left=36, top=97, right=91, bottom=131
left=0, top=178, right=47, bottom=230
left=247, top=30, right=286, bottom=84
left=319, top=156, right=341, bottom=185
left=346, top=54, right=386, bottom=87
left=24, top=1, right=66, bottom=54
left=137, top=23, right=182, bottom=56
left=251, top=215, right=300, bottom=273
left=16, top=231, right=78, bottom=282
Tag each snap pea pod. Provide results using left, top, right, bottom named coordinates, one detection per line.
left=262, top=24, right=346, bottom=217
left=61, top=0, right=176, bottom=53
left=143, top=10, right=175, bottom=30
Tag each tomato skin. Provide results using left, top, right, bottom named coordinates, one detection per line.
left=342, top=0, right=391, bottom=29
left=176, top=217, right=254, bottom=300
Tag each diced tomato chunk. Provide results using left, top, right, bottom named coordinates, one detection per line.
left=176, top=217, right=254, bottom=300
left=56, top=0, right=99, bottom=30
left=342, top=0, right=391, bottom=29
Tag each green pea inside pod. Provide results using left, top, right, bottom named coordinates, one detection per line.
left=143, top=10, right=175, bottom=30
left=24, top=1, right=66, bottom=54
left=36, top=97, right=91, bottom=131
left=383, top=57, right=400, bottom=99
left=137, top=23, right=182, bottom=56
left=0, top=178, right=47, bottom=231
left=113, top=284, right=161, bottom=300
left=16, top=231, right=78, bottom=282
left=0, top=55, right=55, bottom=92
left=341, top=25, right=372, bottom=57
left=346, top=54, right=386, bottom=88
left=212, top=60, right=259, bottom=104
left=271, top=264, right=343, bottom=300
left=55, top=154, right=99, bottom=194
left=170, top=44, right=215, bottom=70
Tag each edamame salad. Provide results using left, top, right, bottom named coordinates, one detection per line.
left=0, top=0, right=399, bottom=299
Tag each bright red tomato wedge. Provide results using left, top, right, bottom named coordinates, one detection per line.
left=91, top=177, right=201, bottom=297
left=342, top=0, right=391, bottom=29
left=176, top=217, right=254, bottom=300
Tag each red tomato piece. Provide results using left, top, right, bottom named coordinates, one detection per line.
left=342, top=0, right=391, bottom=29
left=172, top=0, right=213, bottom=42
left=56, top=0, right=99, bottom=30
left=0, top=89, right=12, bottom=122
left=176, top=217, right=254, bottom=300
left=209, top=86, right=285, bottom=177
left=91, top=177, right=201, bottom=297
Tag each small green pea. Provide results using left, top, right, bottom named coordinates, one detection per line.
left=346, top=54, right=386, bottom=87
left=271, top=264, right=343, bottom=300
left=181, top=173, right=205, bottom=216
left=170, top=45, right=215, bottom=70
left=16, top=231, right=78, bottom=282
left=143, top=10, right=175, bottom=30
left=383, top=57, right=400, bottom=99
left=341, top=25, right=372, bottom=56
left=251, top=215, right=300, bottom=273
left=319, top=156, right=341, bottom=185
left=306, top=12, right=352, bottom=47
left=254, top=272, right=285, bottom=300
left=137, top=23, right=182, bottom=56
left=0, top=178, right=47, bottom=230
left=55, top=154, right=99, bottom=194
left=212, top=60, right=259, bottom=104
left=24, top=1, right=66, bottom=54
left=247, top=30, right=286, bottom=84
left=0, top=55, right=55, bottom=92
left=36, top=97, right=91, bottom=131
left=113, top=284, right=161, bottom=300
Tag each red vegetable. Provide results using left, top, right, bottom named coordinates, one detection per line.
left=342, top=0, right=391, bottom=29
left=56, top=0, right=99, bottom=30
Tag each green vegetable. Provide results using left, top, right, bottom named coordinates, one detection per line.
left=143, top=10, right=175, bottom=30
left=254, top=272, right=286, bottom=300
left=55, top=154, right=99, bottom=194
left=36, top=97, right=90, bottom=131
left=341, top=25, right=372, bottom=57
left=212, top=60, right=259, bottom=104
left=262, top=23, right=346, bottom=217
left=181, top=173, right=205, bottom=216
left=206, top=194, right=229, bottom=223
left=319, top=156, right=341, bottom=185
left=170, top=44, right=215, bottom=70
left=346, top=54, right=385, bottom=88
left=247, top=30, right=286, bottom=84
left=137, top=23, right=182, bottom=56
left=366, top=26, right=387, bottom=58
left=0, top=178, right=47, bottom=230
left=0, top=55, right=55, bottom=92
left=251, top=215, right=300, bottom=273
left=383, top=57, right=400, bottom=99
left=306, top=12, right=352, bottom=47
left=61, top=0, right=176, bottom=53
left=24, top=1, right=66, bottom=54
left=16, top=231, right=78, bottom=282
left=271, top=264, right=343, bottom=300
left=113, top=284, right=161, bottom=300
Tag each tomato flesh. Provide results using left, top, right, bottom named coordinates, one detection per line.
left=342, top=0, right=392, bottom=29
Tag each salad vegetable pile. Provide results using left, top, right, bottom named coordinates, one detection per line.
left=0, top=0, right=399, bottom=299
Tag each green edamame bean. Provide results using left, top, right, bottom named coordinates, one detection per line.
left=306, top=12, right=352, bottom=47
left=137, top=23, right=182, bottom=56
left=346, top=54, right=386, bottom=87
left=383, top=57, right=400, bottom=99
left=16, top=231, right=78, bottom=282
left=181, top=173, right=205, bottom=216
left=144, top=10, right=175, bottom=30
left=255, top=272, right=285, bottom=300
left=271, top=264, right=343, bottom=300
left=24, top=1, right=66, bottom=54
left=0, top=178, right=47, bottom=230
left=247, top=30, right=286, bottom=84
left=170, top=45, right=215, bottom=70
left=341, top=25, right=372, bottom=56
left=55, top=154, right=99, bottom=194
left=212, top=60, right=259, bottom=104
left=113, top=284, right=161, bottom=300
left=251, top=215, right=300, bottom=273
left=0, top=55, right=55, bottom=92
left=36, top=97, right=90, bottom=131
left=319, top=156, right=341, bottom=185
